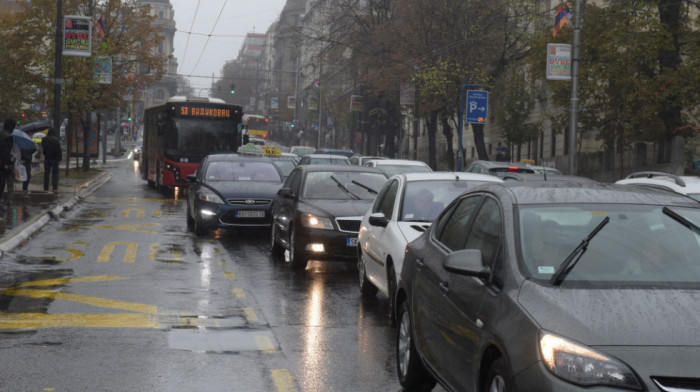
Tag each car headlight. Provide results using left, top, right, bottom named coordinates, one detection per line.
left=540, top=332, right=643, bottom=390
left=197, top=188, right=224, bottom=204
left=301, top=213, right=334, bottom=230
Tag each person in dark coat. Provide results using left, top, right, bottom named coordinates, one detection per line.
left=41, top=127, right=62, bottom=192
left=0, top=119, right=16, bottom=204
left=19, top=138, right=36, bottom=193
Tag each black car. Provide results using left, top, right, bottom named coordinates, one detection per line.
left=270, top=165, right=388, bottom=269
left=186, top=153, right=284, bottom=236
left=395, top=181, right=700, bottom=392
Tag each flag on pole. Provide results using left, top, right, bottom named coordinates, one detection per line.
left=553, top=3, right=572, bottom=37
left=96, top=15, right=106, bottom=39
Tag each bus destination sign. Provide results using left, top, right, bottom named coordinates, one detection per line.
left=176, top=105, right=233, bottom=119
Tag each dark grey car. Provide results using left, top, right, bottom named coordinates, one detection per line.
left=396, top=181, right=700, bottom=392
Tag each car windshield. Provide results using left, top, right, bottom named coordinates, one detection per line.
left=271, top=160, right=296, bottom=178
left=306, top=158, right=350, bottom=165
left=204, top=161, right=281, bottom=182
left=519, top=204, right=700, bottom=287
left=302, top=171, right=387, bottom=200
left=401, top=180, right=482, bottom=222
left=689, top=193, right=700, bottom=202
left=377, top=164, right=431, bottom=177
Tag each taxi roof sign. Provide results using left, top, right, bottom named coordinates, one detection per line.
left=237, top=143, right=263, bottom=155
left=263, top=146, right=281, bottom=156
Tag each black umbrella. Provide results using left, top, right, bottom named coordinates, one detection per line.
left=495, top=145, right=509, bottom=152
left=19, top=121, right=51, bottom=134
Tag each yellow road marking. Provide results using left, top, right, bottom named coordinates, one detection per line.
left=223, top=271, right=236, bottom=279
left=231, top=288, right=245, bottom=298
left=97, top=241, right=138, bottom=263
left=153, top=210, right=162, bottom=217
left=3, top=288, right=158, bottom=314
left=94, top=223, right=161, bottom=233
left=0, top=313, right=159, bottom=329
left=149, top=243, right=159, bottom=260
left=13, top=275, right=126, bottom=288
left=122, top=208, right=145, bottom=218
left=242, top=307, right=258, bottom=322
left=255, top=336, right=276, bottom=353
left=270, top=369, right=298, bottom=392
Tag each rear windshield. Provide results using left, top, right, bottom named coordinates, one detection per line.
left=489, top=167, right=535, bottom=177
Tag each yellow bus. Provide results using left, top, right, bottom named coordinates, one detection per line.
left=242, top=114, right=269, bottom=140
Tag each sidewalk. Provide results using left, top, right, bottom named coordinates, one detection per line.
left=0, top=157, right=123, bottom=254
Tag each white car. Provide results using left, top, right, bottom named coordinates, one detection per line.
left=357, top=172, right=503, bottom=320
left=363, top=158, right=432, bottom=176
left=615, top=171, right=700, bottom=202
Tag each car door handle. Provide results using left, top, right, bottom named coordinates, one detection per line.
left=415, top=258, right=424, bottom=270
left=439, top=281, right=449, bottom=295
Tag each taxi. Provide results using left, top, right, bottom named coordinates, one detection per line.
left=263, top=146, right=299, bottom=179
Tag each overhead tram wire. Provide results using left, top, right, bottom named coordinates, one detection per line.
left=178, top=0, right=201, bottom=74
left=187, top=0, right=229, bottom=77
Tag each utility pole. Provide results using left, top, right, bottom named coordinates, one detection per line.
left=317, top=55, right=323, bottom=149
left=567, top=0, right=582, bottom=175
left=53, top=0, right=62, bottom=131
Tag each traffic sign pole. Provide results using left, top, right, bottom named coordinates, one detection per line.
left=458, top=84, right=485, bottom=171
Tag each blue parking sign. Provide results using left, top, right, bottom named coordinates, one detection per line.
left=466, top=90, right=488, bottom=124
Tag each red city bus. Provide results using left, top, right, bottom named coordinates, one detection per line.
left=141, top=96, right=244, bottom=189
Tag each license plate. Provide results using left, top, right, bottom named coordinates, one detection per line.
left=346, top=237, right=358, bottom=247
left=236, top=210, right=265, bottom=218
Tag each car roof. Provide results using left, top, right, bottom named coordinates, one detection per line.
left=204, top=153, right=272, bottom=162
left=395, top=171, right=505, bottom=183
left=478, top=181, right=700, bottom=207
left=302, top=154, right=350, bottom=159
left=615, top=172, right=700, bottom=195
left=467, top=160, right=533, bottom=169
left=368, top=159, right=429, bottom=166
left=294, top=164, right=386, bottom=175
left=501, top=173, right=595, bottom=183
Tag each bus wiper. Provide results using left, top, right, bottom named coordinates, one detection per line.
left=663, top=207, right=700, bottom=235
left=550, top=216, right=610, bottom=286
left=330, top=175, right=360, bottom=200
left=351, top=180, right=377, bottom=195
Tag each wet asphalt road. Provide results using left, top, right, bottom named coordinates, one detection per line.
left=0, top=159, right=433, bottom=392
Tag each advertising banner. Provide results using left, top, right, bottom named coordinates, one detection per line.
left=63, top=16, right=92, bottom=57
left=94, top=56, right=112, bottom=84
left=350, top=95, right=363, bottom=112
left=546, top=43, right=571, bottom=80
left=308, top=95, right=318, bottom=111
left=270, top=97, right=279, bottom=110
left=400, top=82, right=415, bottom=106
left=287, top=96, right=296, bottom=110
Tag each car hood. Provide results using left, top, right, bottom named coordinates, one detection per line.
left=518, top=280, right=700, bottom=346
left=207, top=182, right=283, bottom=198
left=300, top=199, right=373, bottom=218
left=397, top=221, right=431, bottom=243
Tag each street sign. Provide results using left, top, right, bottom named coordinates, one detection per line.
left=466, top=90, right=488, bottom=123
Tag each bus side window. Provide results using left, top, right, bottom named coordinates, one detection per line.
left=157, top=122, right=164, bottom=135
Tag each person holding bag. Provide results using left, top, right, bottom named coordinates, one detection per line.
left=0, top=119, right=16, bottom=206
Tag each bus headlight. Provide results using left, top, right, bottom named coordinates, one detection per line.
left=198, top=188, right=224, bottom=204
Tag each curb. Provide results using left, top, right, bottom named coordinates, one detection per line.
left=0, top=171, right=113, bottom=254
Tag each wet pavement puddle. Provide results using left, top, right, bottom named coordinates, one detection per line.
left=168, top=327, right=277, bottom=353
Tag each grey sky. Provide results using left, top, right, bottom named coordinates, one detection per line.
left=170, top=0, right=287, bottom=92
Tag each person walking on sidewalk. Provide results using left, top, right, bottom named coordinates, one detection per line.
left=0, top=119, right=16, bottom=205
left=41, top=127, right=62, bottom=192
left=19, top=138, right=36, bottom=194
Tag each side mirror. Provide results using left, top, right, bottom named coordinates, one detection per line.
left=186, top=174, right=197, bottom=183
left=368, top=212, right=389, bottom=228
left=443, top=249, right=490, bottom=279
left=277, top=187, right=294, bottom=198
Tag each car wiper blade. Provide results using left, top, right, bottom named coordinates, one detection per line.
left=330, top=175, right=360, bottom=199
left=550, top=216, right=610, bottom=286
left=663, top=206, right=700, bottom=236
left=350, top=180, right=377, bottom=195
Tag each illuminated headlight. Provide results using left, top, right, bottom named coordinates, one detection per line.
left=198, top=188, right=224, bottom=204
left=200, top=209, right=217, bottom=218
left=540, top=332, right=643, bottom=390
left=301, top=213, right=333, bottom=230
left=307, top=243, right=325, bottom=252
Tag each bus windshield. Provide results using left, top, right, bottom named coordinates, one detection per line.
left=164, top=118, right=238, bottom=161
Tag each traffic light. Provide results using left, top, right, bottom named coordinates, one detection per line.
left=128, top=116, right=132, bottom=122
left=230, top=84, right=235, bottom=94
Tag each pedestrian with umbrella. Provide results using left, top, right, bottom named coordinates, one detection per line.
left=13, top=126, right=37, bottom=194
left=0, top=119, right=16, bottom=206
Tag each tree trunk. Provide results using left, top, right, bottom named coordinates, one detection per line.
left=657, top=0, right=683, bottom=163
left=441, top=115, right=454, bottom=170
left=427, top=110, right=438, bottom=169
left=472, top=123, right=489, bottom=160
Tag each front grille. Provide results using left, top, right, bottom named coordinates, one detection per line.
left=226, top=198, right=271, bottom=206
left=336, top=217, right=362, bottom=233
left=653, top=377, right=700, bottom=392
